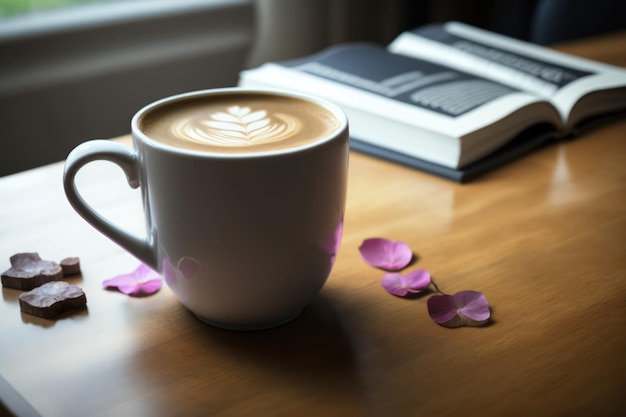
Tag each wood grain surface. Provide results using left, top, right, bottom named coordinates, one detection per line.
left=1, top=31, right=625, bottom=417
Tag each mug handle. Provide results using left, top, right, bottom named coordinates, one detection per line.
left=63, top=140, right=157, bottom=270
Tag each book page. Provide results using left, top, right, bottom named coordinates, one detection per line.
left=273, top=44, right=546, bottom=135
left=389, top=22, right=626, bottom=125
left=239, top=44, right=559, bottom=168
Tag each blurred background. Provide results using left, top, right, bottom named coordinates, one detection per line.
left=1, top=0, right=625, bottom=176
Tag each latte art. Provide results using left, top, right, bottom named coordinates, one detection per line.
left=138, top=92, right=341, bottom=154
left=173, top=105, right=302, bottom=147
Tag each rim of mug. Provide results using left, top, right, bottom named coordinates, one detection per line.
left=131, top=87, right=349, bottom=158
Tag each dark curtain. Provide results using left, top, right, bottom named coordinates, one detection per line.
left=396, top=0, right=626, bottom=45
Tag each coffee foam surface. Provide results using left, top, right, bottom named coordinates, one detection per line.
left=139, top=93, right=341, bottom=154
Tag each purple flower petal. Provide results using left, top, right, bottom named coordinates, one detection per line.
left=381, top=273, right=409, bottom=296
left=427, top=290, right=490, bottom=327
left=454, top=290, right=491, bottom=322
left=404, top=269, right=431, bottom=290
left=426, top=294, right=459, bottom=324
left=381, top=269, right=431, bottom=296
left=359, top=238, right=412, bottom=270
left=103, top=263, right=162, bottom=296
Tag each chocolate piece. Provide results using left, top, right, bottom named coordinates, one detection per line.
left=19, top=281, right=87, bottom=319
left=1, top=253, right=63, bottom=290
left=60, top=257, right=81, bottom=276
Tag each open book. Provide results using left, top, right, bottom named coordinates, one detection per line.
left=239, top=22, right=626, bottom=182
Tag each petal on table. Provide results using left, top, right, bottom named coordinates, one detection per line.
left=380, top=269, right=431, bottom=296
left=359, top=238, right=412, bottom=270
left=381, top=273, right=410, bottom=296
left=427, top=291, right=490, bottom=328
left=404, top=269, right=431, bottom=292
left=103, top=263, right=162, bottom=297
left=454, top=290, right=491, bottom=322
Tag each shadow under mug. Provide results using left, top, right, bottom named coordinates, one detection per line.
left=63, top=88, right=350, bottom=330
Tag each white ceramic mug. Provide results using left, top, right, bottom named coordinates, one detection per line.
left=63, top=88, right=349, bottom=330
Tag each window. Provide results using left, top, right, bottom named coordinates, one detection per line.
left=0, top=0, right=255, bottom=175
left=1, top=0, right=112, bottom=18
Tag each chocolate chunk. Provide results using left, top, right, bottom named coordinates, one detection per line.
left=1, top=253, right=63, bottom=290
left=19, top=281, right=87, bottom=319
left=60, top=257, right=81, bottom=276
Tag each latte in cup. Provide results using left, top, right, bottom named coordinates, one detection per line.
left=138, top=92, right=342, bottom=154
left=65, top=88, right=349, bottom=330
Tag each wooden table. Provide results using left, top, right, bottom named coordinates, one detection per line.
left=1, top=32, right=625, bottom=417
